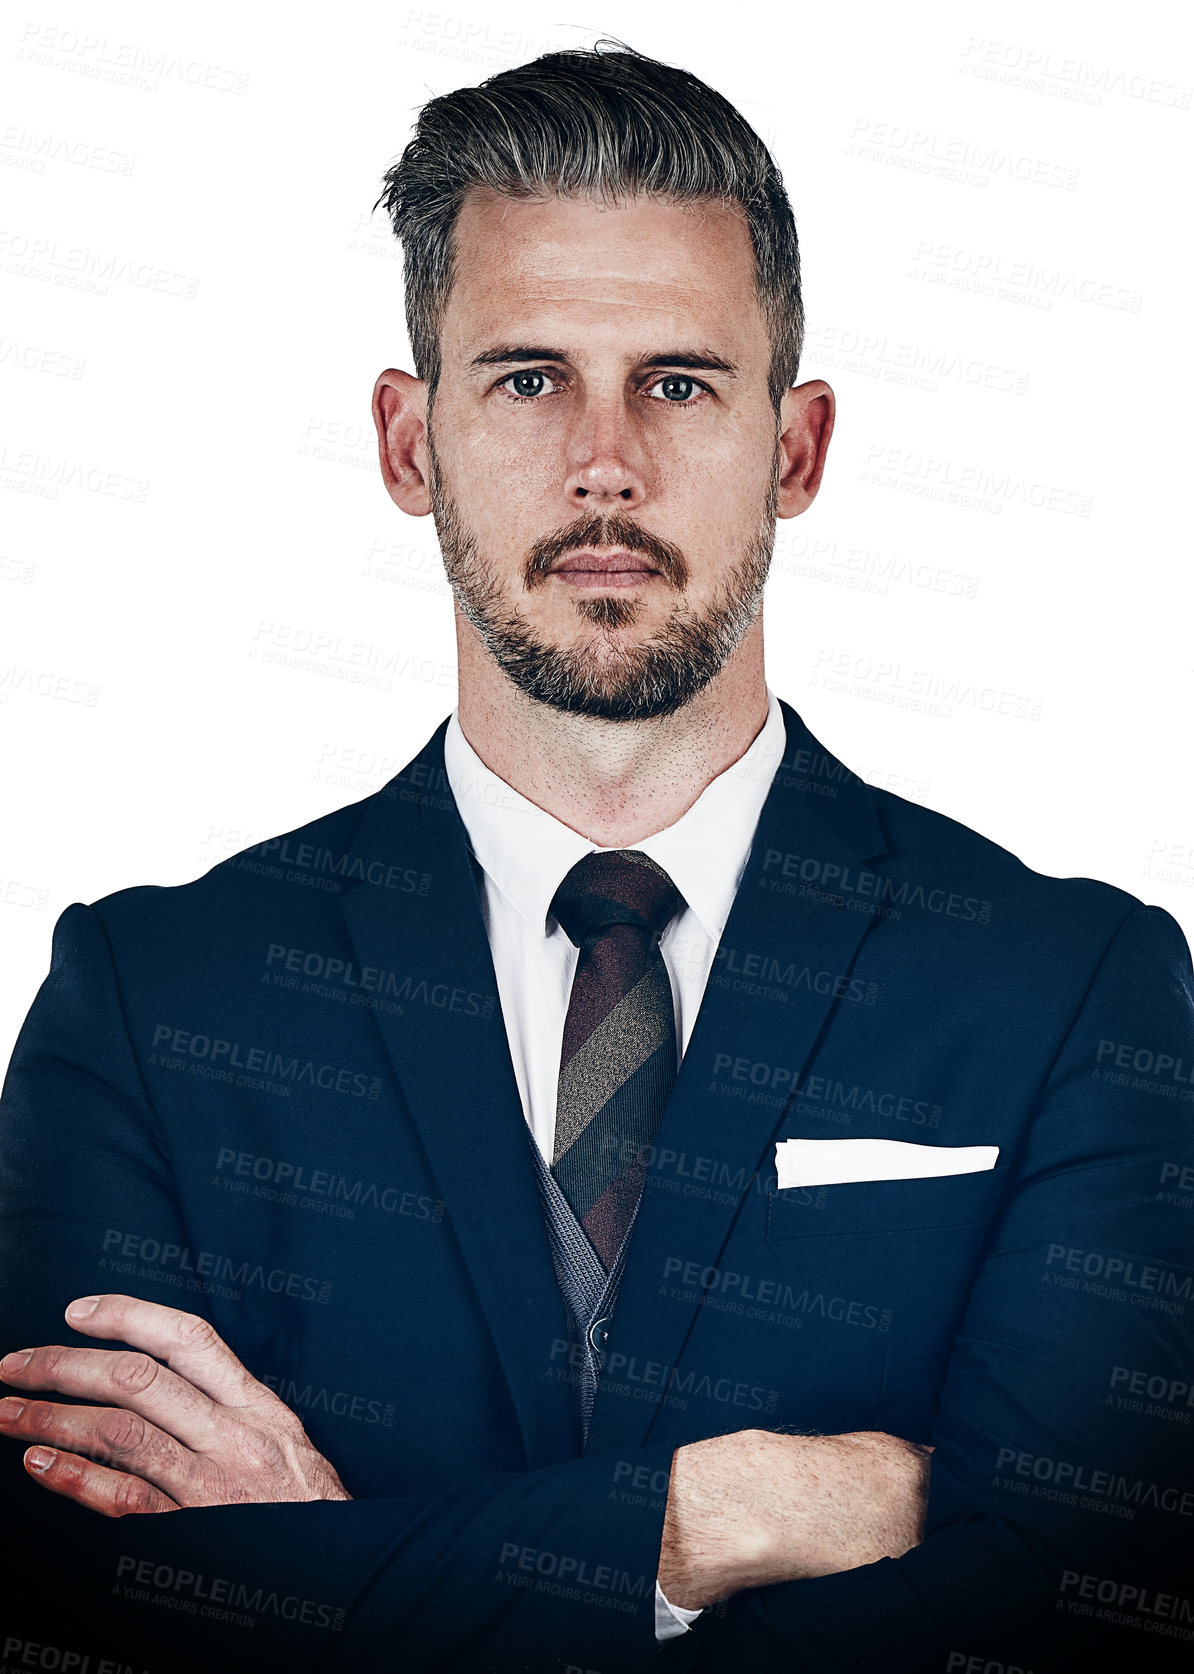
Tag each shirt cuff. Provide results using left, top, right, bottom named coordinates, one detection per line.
left=654, top=1578, right=703, bottom=1641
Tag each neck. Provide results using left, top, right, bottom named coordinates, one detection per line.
left=454, top=613, right=770, bottom=847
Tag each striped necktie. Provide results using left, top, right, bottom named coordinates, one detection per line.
left=550, top=850, right=685, bottom=1270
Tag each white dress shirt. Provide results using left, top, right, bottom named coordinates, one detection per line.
left=442, top=689, right=786, bottom=1641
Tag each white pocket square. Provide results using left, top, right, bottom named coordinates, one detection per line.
left=774, top=1137, right=999, bottom=1189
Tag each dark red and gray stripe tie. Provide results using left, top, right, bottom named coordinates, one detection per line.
left=550, top=850, right=685, bottom=1270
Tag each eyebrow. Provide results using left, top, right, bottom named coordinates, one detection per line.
left=470, top=346, right=569, bottom=367
left=635, top=350, right=739, bottom=377
left=468, top=345, right=739, bottom=377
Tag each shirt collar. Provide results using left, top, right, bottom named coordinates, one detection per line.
left=443, top=690, right=785, bottom=943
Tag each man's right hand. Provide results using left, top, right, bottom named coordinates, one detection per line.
left=658, top=1429, right=933, bottom=1609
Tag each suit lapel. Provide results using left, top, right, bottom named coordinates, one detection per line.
left=585, top=702, right=890, bottom=1452
left=338, top=725, right=579, bottom=1469
left=338, top=705, right=889, bottom=1462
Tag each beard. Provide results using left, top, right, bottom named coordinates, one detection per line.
left=426, top=433, right=779, bottom=722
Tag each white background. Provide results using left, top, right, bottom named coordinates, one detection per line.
left=2, top=0, right=1191, bottom=1067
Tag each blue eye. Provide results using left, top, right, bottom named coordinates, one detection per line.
left=502, top=370, right=556, bottom=399
left=649, top=375, right=698, bottom=402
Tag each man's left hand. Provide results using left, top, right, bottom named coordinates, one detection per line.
left=0, top=1294, right=351, bottom=1516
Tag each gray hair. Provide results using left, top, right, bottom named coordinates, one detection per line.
left=374, top=41, right=803, bottom=410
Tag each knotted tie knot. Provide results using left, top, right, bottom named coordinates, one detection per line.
left=550, top=850, right=684, bottom=947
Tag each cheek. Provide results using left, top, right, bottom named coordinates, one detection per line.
left=669, top=444, right=774, bottom=551
left=657, top=407, right=773, bottom=492
left=455, top=413, right=566, bottom=497
left=433, top=424, right=562, bottom=571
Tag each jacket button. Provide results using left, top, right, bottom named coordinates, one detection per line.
left=588, top=1317, right=610, bottom=1352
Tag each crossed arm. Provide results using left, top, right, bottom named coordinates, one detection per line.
left=0, top=1292, right=932, bottom=1606
left=4, top=901, right=1192, bottom=1670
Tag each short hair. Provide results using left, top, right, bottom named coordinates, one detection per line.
left=374, top=41, right=803, bottom=410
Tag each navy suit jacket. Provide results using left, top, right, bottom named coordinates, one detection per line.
left=2, top=700, right=1193, bottom=1672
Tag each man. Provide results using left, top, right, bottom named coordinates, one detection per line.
left=1, top=42, right=1191, bottom=1674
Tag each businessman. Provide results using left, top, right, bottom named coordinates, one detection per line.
left=2, top=42, right=1192, bottom=1674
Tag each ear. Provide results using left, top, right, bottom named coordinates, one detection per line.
left=372, top=368, right=432, bottom=515
left=775, top=379, right=835, bottom=517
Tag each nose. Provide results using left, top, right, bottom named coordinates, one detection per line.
left=564, top=397, right=647, bottom=509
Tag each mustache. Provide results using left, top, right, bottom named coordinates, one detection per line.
left=524, top=512, right=689, bottom=589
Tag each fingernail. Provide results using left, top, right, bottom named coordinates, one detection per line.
left=0, top=1351, right=31, bottom=1376
left=26, top=1447, right=56, bottom=1472
left=66, top=1297, right=100, bottom=1321
left=0, top=1398, right=25, bottom=1422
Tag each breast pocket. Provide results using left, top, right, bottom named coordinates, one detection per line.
left=765, top=1163, right=1011, bottom=1241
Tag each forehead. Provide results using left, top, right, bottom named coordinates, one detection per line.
left=441, top=188, right=767, bottom=362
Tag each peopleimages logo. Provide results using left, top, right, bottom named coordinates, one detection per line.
left=113, top=1555, right=344, bottom=1629
left=149, top=1024, right=383, bottom=1099
left=1096, top=1039, right=1194, bottom=1085
left=215, top=1148, right=444, bottom=1222
left=262, top=944, right=496, bottom=1018
left=710, top=1054, right=942, bottom=1126
left=496, top=1543, right=650, bottom=1598
left=261, top=1372, right=395, bottom=1427
left=1045, top=1243, right=1192, bottom=1309
left=1059, top=1571, right=1194, bottom=1629
left=761, top=848, right=992, bottom=923
left=995, top=1447, right=1194, bottom=1518
left=100, top=1229, right=332, bottom=1305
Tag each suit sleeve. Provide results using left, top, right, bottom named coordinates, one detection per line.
left=684, top=905, right=1194, bottom=1673
left=0, top=904, right=674, bottom=1674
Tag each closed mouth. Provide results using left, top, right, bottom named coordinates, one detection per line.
left=550, top=550, right=661, bottom=586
